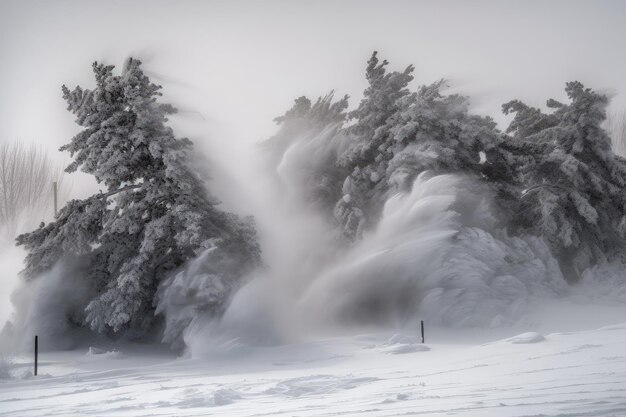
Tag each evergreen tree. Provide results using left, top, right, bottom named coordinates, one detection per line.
left=504, top=82, right=626, bottom=281
left=335, top=57, right=512, bottom=240
left=273, top=93, right=348, bottom=127
left=385, top=80, right=500, bottom=188
left=502, top=100, right=558, bottom=140
left=16, top=59, right=260, bottom=336
left=341, top=52, right=415, bottom=167
left=336, top=52, right=414, bottom=240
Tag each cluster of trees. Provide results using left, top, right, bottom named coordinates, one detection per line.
left=271, top=51, right=626, bottom=283
left=15, top=52, right=626, bottom=345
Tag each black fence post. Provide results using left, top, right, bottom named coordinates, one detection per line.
left=420, top=320, right=425, bottom=344
left=34, top=335, right=38, bottom=376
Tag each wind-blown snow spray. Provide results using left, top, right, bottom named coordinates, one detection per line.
left=297, top=172, right=566, bottom=330
left=165, top=123, right=570, bottom=356
left=1, top=259, right=95, bottom=353
left=165, top=125, right=349, bottom=352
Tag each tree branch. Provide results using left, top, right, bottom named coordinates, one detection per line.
left=98, top=184, right=141, bottom=199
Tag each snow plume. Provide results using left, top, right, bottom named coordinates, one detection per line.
left=0, top=259, right=94, bottom=353
left=298, top=173, right=567, bottom=330
left=169, top=124, right=570, bottom=356
left=160, top=124, right=349, bottom=353
left=0, top=244, right=23, bottom=333
left=155, top=247, right=266, bottom=351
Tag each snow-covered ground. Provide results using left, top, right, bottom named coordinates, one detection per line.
left=2, top=319, right=626, bottom=416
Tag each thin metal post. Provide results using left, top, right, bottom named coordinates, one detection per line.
left=34, top=335, right=38, bottom=376
left=420, top=320, right=425, bottom=344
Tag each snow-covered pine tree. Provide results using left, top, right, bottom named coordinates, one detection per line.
left=16, top=58, right=261, bottom=337
left=335, top=52, right=414, bottom=240
left=273, top=93, right=349, bottom=128
left=383, top=79, right=531, bottom=225
left=341, top=52, right=415, bottom=168
left=502, top=100, right=559, bottom=140
left=384, top=80, right=501, bottom=188
left=503, top=82, right=626, bottom=281
left=336, top=57, right=515, bottom=240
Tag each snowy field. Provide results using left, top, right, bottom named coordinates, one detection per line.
left=2, top=317, right=626, bottom=416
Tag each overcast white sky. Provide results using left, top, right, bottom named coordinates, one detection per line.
left=2, top=0, right=626, bottom=168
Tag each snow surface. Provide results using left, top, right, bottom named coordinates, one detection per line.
left=504, top=332, right=546, bottom=344
left=1, top=322, right=626, bottom=416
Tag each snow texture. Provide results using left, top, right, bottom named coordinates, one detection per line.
left=504, top=332, right=546, bottom=344
left=1, top=321, right=626, bottom=416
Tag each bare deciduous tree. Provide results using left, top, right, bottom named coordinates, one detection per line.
left=0, top=141, right=69, bottom=239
